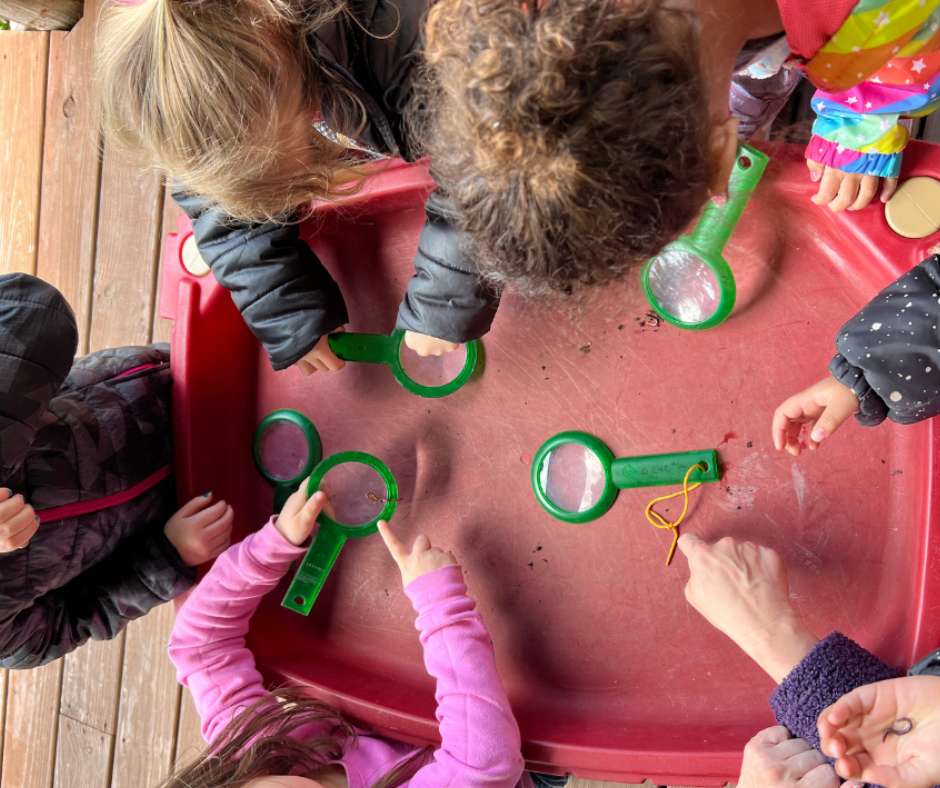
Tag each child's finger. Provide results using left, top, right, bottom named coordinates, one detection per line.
left=809, top=399, right=855, bottom=445
left=299, top=490, right=327, bottom=523
left=3, top=514, right=39, bottom=549
left=377, top=520, right=407, bottom=563
left=806, top=159, right=825, bottom=183
left=0, top=487, right=13, bottom=503
left=176, top=492, right=214, bottom=518
left=186, top=499, right=228, bottom=526
left=828, top=173, right=861, bottom=212
left=412, top=534, right=431, bottom=553
left=675, top=532, right=704, bottom=561
left=203, top=504, right=234, bottom=533
left=3, top=503, right=37, bottom=535
left=0, top=492, right=27, bottom=520
left=296, top=360, right=317, bottom=376
left=813, top=168, right=842, bottom=205
left=848, top=176, right=878, bottom=211
left=880, top=177, right=899, bottom=203
left=281, top=480, right=312, bottom=518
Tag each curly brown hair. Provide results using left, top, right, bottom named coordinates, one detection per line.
left=413, top=0, right=713, bottom=294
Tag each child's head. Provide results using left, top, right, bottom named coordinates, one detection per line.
left=163, top=688, right=426, bottom=788
left=96, top=0, right=361, bottom=221
left=417, top=0, right=732, bottom=294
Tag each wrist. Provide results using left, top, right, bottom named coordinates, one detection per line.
left=739, top=615, right=818, bottom=684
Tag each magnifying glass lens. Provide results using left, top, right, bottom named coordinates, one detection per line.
left=647, top=247, right=721, bottom=324
left=318, top=462, right=388, bottom=526
left=398, top=342, right=469, bottom=388
left=257, top=419, right=311, bottom=482
left=539, top=442, right=607, bottom=514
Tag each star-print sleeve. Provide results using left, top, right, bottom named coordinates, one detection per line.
left=828, top=254, right=940, bottom=427
left=804, top=1, right=940, bottom=178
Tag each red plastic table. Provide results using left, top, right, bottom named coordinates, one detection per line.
left=161, top=141, right=940, bottom=784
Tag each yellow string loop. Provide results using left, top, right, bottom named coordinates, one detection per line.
left=644, top=462, right=706, bottom=566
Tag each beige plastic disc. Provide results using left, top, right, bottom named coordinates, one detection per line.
left=884, top=176, right=940, bottom=239
left=180, top=234, right=211, bottom=277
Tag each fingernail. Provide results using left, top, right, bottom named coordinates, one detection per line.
left=202, top=491, right=212, bottom=498
left=34, top=515, right=40, bottom=523
left=810, top=170, right=821, bottom=182
left=712, top=194, right=727, bottom=207
left=810, top=427, right=826, bottom=442
left=1, top=488, right=9, bottom=496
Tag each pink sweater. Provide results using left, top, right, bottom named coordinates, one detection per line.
left=168, top=520, right=529, bottom=787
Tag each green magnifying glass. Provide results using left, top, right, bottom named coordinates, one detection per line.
left=253, top=409, right=323, bottom=513
left=531, top=431, right=720, bottom=523
left=642, top=144, right=769, bottom=330
left=282, top=450, right=398, bottom=615
left=328, top=329, right=480, bottom=398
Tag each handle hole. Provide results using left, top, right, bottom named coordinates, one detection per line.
left=737, top=155, right=752, bottom=170
left=293, top=596, right=305, bottom=606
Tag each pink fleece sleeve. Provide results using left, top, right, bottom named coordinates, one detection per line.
left=167, top=519, right=306, bottom=744
left=405, top=566, right=525, bottom=787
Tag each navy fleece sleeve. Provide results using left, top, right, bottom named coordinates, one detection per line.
left=829, top=255, right=940, bottom=427
left=769, top=632, right=901, bottom=748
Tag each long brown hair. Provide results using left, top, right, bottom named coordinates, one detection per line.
left=96, top=0, right=369, bottom=221
left=411, top=0, right=712, bottom=295
left=161, top=687, right=430, bottom=788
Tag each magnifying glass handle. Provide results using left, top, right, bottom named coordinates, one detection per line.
left=328, top=332, right=395, bottom=365
left=282, top=523, right=347, bottom=615
left=610, top=449, right=720, bottom=490
left=690, top=145, right=769, bottom=254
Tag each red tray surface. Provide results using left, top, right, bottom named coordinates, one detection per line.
left=161, top=142, right=940, bottom=784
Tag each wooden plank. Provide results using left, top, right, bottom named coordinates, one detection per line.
left=173, top=688, right=205, bottom=769
left=110, top=604, right=180, bottom=788
left=1, top=661, right=63, bottom=788
left=0, top=669, right=7, bottom=772
left=0, top=0, right=83, bottom=31
left=36, top=19, right=103, bottom=353
left=88, top=142, right=165, bottom=351
left=53, top=717, right=111, bottom=788
left=57, top=635, right=125, bottom=737
left=0, top=31, right=49, bottom=275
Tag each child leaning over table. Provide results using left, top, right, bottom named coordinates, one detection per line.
left=773, top=253, right=940, bottom=454
left=0, top=273, right=233, bottom=668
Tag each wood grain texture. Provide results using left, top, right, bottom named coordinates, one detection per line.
left=89, top=142, right=165, bottom=351
left=53, top=717, right=111, bottom=788
left=173, top=687, right=205, bottom=770
left=0, top=0, right=82, bottom=30
left=36, top=16, right=102, bottom=353
left=0, top=31, right=48, bottom=275
left=1, top=661, right=63, bottom=788
left=110, top=605, right=180, bottom=788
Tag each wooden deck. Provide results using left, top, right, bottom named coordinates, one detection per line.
left=0, top=8, right=723, bottom=787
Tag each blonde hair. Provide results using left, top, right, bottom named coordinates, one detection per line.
left=96, top=0, right=367, bottom=221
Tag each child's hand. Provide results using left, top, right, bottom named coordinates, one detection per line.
left=807, top=162, right=898, bottom=212
left=403, top=330, right=459, bottom=357
left=738, top=726, right=841, bottom=788
left=295, top=333, right=346, bottom=375
left=275, top=484, right=327, bottom=546
left=677, top=534, right=817, bottom=683
left=164, top=493, right=234, bottom=566
left=772, top=376, right=859, bottom=456
left=378, top=521, right=457, bottom=586
left=818, top=676, right=940, bottom=788
left=0, top=489, right=39, bottom=553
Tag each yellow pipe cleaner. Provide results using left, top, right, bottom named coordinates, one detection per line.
left=644, top=462, right=706, bottom=566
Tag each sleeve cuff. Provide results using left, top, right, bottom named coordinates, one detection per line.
left=806, top=136, right=902, bottom=178
left=404, top=564, right=467, bottom=615
left=828, top=355, right=887, bottom=427
left=770, top=632, right=901, bottom=747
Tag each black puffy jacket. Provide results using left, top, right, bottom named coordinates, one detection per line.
left=829, top=254, right=940, bottom=426
left=174, top=0, right=500, bottom=371
left=0, top=274, right=194, bottom=668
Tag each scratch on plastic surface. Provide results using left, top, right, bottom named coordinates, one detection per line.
left=791, top=463, right=808, bottom=513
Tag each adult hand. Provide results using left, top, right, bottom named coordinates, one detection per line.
left=739, top=726, right=842, bottom=788
left=677, top=534, right=818, bottom=683
left=818, top=676, right=940, bottom=788
left=772, top=376, right=859, bottom=456
left=807, top=162, right=898, bottom=212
